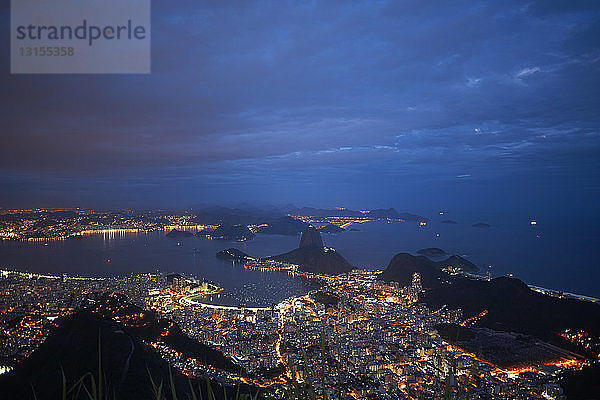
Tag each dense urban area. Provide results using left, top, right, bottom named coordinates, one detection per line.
left=0, top=266, right=593, bottom=399
left=1, top=208, right=599, bottom=399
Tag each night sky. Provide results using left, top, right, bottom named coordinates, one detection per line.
left=1, top=1, right=599, bottom=217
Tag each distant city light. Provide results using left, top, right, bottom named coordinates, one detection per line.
left=0, top=366, right=12, bottom=375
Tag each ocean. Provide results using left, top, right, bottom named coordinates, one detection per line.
left=1, top=214, right=598, bottom=305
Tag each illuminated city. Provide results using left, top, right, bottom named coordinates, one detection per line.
left=1, top=213, right=599, bottom=399
left=2, top=0, right=600, bottom=399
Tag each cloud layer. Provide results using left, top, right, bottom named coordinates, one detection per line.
left=1, top=0, right=599, bottom=214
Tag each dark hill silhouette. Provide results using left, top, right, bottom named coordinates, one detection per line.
left=377, top=253, right=479, bottom=286
left=395, top=212, right=429, bottom=222
left=422, top=276, right=600, bottom=348
left=366, top=208, right=401, bottom=219
left=268, top=246, right=353, bottom=274
left=378, top=251, right=600, bottom=359
left=190, top=206, right=284, bottom=226
left=438, top=254, right=478, bottom=272
left=435, top=323, right=585, bottom=369
left=366, top=208, right=428, bottom=222
left=256, top=216, right=308, bottom=235
left=292, top=207, right=428, bottom=222
left=296, top=207, right=362, bottom=217
left=378, top=253, right=442, bottom=287
left=215, top=227, right=352, bottom=274
left=319, top=223, right=345, bottom=233
left=216, top=248, right=252, bottom=263
left=91, top=294, right=242, bottom=374
left=299, top=225, right=323, bottom=248
left=268, top=226, right=352, bottom=274
left=210, top=223, right=255, bottom=241
left=0, top=309, right=178, bottom=400
left=562, top=363, right=600, bottom=400
left=0, top=294, right=248, bottom=400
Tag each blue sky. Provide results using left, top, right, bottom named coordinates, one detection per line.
left=1, top=0, right=599, bottom=216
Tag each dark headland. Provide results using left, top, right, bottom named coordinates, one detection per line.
left=378, top=252, right=479, bottom=287
left=255, top=216, right=308, bottom=235
left=211, top=223, right=255, bottom=241
left=377, top=250, right=600, bottom=386
left=217, top=226, right=354, bottom=275
left=319, top=223, right=345, bottom=233
left=267, top=226, right=353, bottom=274
left=166, top=228, right=195, bottom=238
left=216, top=247, right=252, bottom=263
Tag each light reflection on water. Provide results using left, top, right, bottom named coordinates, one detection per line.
left=1, top=217, right=599, bottom=299
left=0, top=229, right=320, bottom=307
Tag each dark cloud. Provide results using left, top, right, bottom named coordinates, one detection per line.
left=0, top=0, right=598, bottom=214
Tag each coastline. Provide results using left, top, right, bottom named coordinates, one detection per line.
left=529, top=285, right=600, bottom=304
